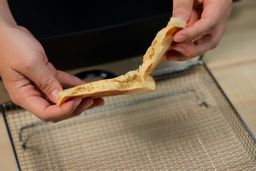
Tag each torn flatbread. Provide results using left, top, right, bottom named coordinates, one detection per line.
left=57, top=17, right=186, bottom=105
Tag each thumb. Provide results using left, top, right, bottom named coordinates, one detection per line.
left=22, top=61, right=63, bottom=103
left=172, top=0, right=194, bottom=22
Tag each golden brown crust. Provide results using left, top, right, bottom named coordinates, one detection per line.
left=57, top=18, right=186, bottom=105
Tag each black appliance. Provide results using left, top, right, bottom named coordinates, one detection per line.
left=8, top=0, right=172, bottom=70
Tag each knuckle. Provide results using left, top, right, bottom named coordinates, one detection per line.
left=16, top=54, right=46, bottom=72
left=17, top=26, right=30, bottom=33
left=10, top=94, right=20, bottom=105
left=207, top=20, right=216, bottom=31
left=211, top=40, right=219, bottom=49
left=22, top=58, right=38, bottom=71
left=38, top=77, right=55, bottom=93
left=36, top=44, right=46, bottom=55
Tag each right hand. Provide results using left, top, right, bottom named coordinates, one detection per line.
left=167, top=0, right=232, bottom=60
left=0, top=23, right=104, bottom=122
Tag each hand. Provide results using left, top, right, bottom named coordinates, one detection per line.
left=0, top=23, right=104, bottom=122
left=167, top=0, right=232, bottom=60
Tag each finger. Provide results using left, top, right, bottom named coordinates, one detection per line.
left=172, top=0, right=194, bottom=22
left=71, top=98, right=95, bottom=117
left=165, top=50, right=187, bottom=61
left=172, top=35, right=217, bottom=59
left=174, top=19, right=215, bottom=43
left=53, top=98, right=105, bottom=122
left=20, top=95, right=82, bottom=122
left=173, top=3, right=219, bottom=43
left=21, top=60, right=62, bottom=103
left=55, top=97, right=105, bottom=121
left=174, top=8, right=201, bottom=44
left=56, top=70, right=85, bottom=88
left=87, top=98, right=104, bottom=109
left=46, top=63, right=84, bottom=88
left=72, top=98, right=104, bottom=117
left=186, top=8, right=201, bottom=28
left=7, top=72, right=84, bottom=122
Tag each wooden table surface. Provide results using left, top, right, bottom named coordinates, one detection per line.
left=205, top=0, right=256, bottom=137
left=1, top=0, right=256, bottom=170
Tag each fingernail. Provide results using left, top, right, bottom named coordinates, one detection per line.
left=174, top=34, right=186, bottom=42
left=51, top=89, right=61, bottom=102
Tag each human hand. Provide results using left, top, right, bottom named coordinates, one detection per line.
left=167, top=0, right=232, bottom=60
left=0, top=23, right=104, bottom=122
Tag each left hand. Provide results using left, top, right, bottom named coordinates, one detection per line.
left=167, top=0, right=232, bottom=60
left=0, top=24, right=104, bottom=122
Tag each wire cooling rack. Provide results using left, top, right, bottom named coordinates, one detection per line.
left=1, top=62, right=256, bottom=170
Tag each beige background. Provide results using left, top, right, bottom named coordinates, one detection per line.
left=1, top=0, right=256, bottom=170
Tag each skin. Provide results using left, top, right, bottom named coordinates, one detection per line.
left=167, top=0, right=232, bottom=60
left=0, top=0, right=231, bottom=122
left=0, top=0, right=103, bottom=122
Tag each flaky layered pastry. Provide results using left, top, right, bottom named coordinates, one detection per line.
left=57, top=18, right=186, bottom=105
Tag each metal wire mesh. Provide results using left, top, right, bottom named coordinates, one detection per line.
left=3, top=64, right=256, bottom=170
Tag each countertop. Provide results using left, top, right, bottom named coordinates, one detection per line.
left=1, top=0, right=256, bottom=170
